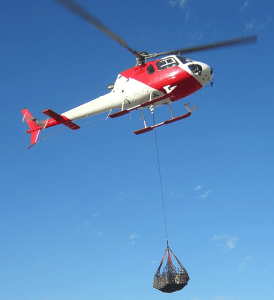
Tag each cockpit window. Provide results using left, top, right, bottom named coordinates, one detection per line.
left=188, top=64, right=202, bottom=75
left=147, top=64, right=155, bottom=74
left=176, top=56, right=193, bottom=64
left=156, top=57, right=178, bottom=70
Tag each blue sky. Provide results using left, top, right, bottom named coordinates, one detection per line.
left=1, top=0, right=274, bottom=299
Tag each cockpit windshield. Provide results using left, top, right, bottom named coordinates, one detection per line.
left=176, top=56, right=193, bottom=64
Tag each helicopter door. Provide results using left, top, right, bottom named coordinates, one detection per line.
left=156, top=57, right=180, bottom=89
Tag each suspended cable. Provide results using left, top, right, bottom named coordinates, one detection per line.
left=152, top=111, right=168, bottom=244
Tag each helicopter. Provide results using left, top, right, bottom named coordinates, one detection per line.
left=22, top=0, right=257, bottom=149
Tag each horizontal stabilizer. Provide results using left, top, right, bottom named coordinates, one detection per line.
left=42, top=109, right=80, bottom=130
left=63, top=121, right=80, bottom=130
left=42, top=108, right=64, bottom=121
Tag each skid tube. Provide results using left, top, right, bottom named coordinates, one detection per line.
left=134, top=103, right=197, bottom=135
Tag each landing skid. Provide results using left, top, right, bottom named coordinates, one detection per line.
left=134, top=103, right=197, bottom=135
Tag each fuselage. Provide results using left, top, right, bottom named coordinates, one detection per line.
left=62, top=55, right=213, bottom=121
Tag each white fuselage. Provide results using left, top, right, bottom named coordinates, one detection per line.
left=62, top=75, right=157, bottom=121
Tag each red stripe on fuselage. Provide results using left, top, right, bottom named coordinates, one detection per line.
left=120, top=60, right=202, bottom=102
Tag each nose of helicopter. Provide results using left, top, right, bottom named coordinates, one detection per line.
left=188, top=62, right=213, bottom=86
left=199, top=62, right=214, bottom=86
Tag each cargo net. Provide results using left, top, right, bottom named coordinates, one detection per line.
left=153, top=245, right=189, bottom=293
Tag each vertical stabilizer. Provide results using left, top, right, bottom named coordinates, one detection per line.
left=22, top=108, right=42, bottom=149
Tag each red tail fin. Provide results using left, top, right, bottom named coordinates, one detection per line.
left=22, top=108, right=42, bottom=149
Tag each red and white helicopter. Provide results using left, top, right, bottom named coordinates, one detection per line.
left=22, top=0, right=257, bottom=149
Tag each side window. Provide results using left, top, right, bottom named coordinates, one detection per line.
left=188, top=64, right=202, bottom=76
left=147, top=64, right=155, bottom=74
left=156, top=58, right=178, bottom=70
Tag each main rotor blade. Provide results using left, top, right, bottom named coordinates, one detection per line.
left=148, top=34, right=257, bottom=58
left=54, top=0, right=140, bottom=58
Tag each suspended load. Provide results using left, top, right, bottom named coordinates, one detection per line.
left=153, top=244, right=189, bottom=293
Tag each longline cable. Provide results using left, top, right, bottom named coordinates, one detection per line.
left=152, top=112, right=169, bottom=245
